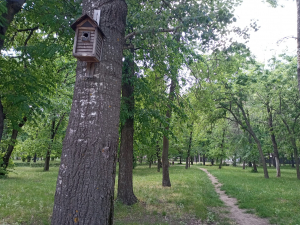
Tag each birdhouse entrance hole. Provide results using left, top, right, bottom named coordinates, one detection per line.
left=82, top=31, right=90, bottom=41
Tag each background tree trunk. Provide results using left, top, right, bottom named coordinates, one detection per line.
left=267, top=103, right=281, bottom=177
left=51, top=1, right=127, bottom=224
left=44, top=119, right=55, bottom=171
left=156, top=141, right=162, bottom=172
left=117, top=51, right=137, bottom=205
left=162, top=78, right=176, bottom=187
left=2, top=117, right=27, bottom=168
left=243, top=161, right=246, bottom=169
left=253, top=160, right=258, bottom=172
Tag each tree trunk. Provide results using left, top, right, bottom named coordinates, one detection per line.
left=253, top=160, right=258, bottom=172
left=291, top=153, right=295, bottom=168
left=186, top=127, right=193, bottom=169
left=248, top=161, right=252, bottom=167
left=203, top=154, right=206, bottom=165
left=44, top=119, right=55, bottom=171
left=51, top=1, right=127, bottom=224
left=191, top=157, right=193, bottom=165
left=219, top=158, right=223, bottom=169
left=2, top=117, right=27, bottom=169
left=156, top=141, right=161, bottom=172
left=211, top=159, right=214, bottom=165
left=267, top=103, right=280, bottom=177
left=291, top=139, right=300, bottom=179
left=243, top=161, right=245, bottom=169
left=162, top=78, right=176, bottom=187
left=117, top=51, right=137, bottom=206
left=252, top=135, right=269, bottom=178
left=179, top=156, right=182, bottom=164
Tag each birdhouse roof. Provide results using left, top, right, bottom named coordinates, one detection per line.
left=71, top=14, right=105, bottom=38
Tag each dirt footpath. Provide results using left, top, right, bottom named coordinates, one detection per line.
left=199, top=168, right=270, bottom=225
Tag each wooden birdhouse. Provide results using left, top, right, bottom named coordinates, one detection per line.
left=71, top=13, right=105, bottom=63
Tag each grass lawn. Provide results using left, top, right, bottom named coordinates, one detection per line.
left=0, top=164, right=227, bottom=225
left=202, top=165, right=300, bottom=225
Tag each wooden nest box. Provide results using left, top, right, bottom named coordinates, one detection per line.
left=71, top=14, right=105, bottom=62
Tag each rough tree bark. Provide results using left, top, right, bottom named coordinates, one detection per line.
left=162, top=78, right=176, bottom=187
left=2, top=117, right=27, bottom=168
left=266, top=102, right=281, bottom=177
left=117, top=50, right=138, bottom=205
left=51, top=1, right=127, bottom=224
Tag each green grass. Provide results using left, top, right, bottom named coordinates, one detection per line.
left=202, top=165, right=300, bottom=225
left=0, top=165, right=226, bottom=225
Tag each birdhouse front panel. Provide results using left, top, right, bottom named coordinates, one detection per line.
left=71, top=14, right=105, bottom=63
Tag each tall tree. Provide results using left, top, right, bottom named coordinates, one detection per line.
left=51, top=0, right=127, bottom=224
left=117, top=49, right=138, bottom=205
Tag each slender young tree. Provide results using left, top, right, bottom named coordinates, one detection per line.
left=51, top=1, right=127, bottom=224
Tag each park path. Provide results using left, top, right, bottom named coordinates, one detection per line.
left=199, top=168, right=270, bottom=225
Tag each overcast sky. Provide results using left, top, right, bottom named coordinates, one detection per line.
left=233, top=0, right=297, bottom=63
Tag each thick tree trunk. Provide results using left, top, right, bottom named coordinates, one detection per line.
left=162, top=78, right=176, bottom=187
left=51, top=1, right=127, bottom=224
left=267, top=103, right=281, bottom=177
left=2, top=117, right=27, bottom=168
left=243, top=161, right=245, bottom=169
left=179, top=156, right=182, bottom=164
left=203, top=154, right=206, bottom=165
left=117, top=51, right=137, bottom=206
